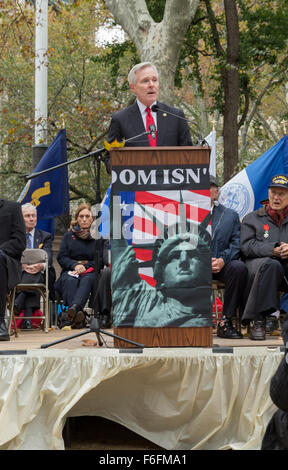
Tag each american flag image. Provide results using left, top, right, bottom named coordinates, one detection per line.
left=118, top=188, right=211, bottom=286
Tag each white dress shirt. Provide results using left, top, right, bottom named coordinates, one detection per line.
left=136, top=99, right=158, bottom=130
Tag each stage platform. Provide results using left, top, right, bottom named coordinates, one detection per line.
left=0, top=326, right=283, bottom=350
left=0, top=328, right=284, bottom=450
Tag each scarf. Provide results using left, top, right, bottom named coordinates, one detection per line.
left=71, top=223, right=92, bottom=240
left=265, top=204, right=288, bottom=227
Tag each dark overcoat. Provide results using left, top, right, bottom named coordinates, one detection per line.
left=0, top=199, right=26, bottom=289
left=57, top=230, right=96, bottom=273
left=240, top=207, right=288, bottom=320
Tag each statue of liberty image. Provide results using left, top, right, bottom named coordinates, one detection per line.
left=110, top=200, right=212, bottom=327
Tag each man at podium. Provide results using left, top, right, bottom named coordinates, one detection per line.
left=107, top=62, right=193, bottom=148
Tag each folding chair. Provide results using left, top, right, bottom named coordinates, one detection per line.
left=9, top=248, right=50, bottom=334
left=6, top=288, right=17, bottom=337
left=212, top=279, right=241, bottom=331
left=212, top=280, right=225, bottom=326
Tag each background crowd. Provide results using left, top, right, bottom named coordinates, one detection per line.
left=2, top=170, right=288, bottom=345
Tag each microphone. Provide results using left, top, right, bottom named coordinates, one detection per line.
left=149, top=124, right=156, bottom=139
left=151, top=104, right=207, bottom=146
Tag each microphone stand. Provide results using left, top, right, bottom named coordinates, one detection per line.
left=25, top=130, right=152, bottom=180
left=40, top=316, right=144, bottom=349
left=151, top=104, right=208, bottom=146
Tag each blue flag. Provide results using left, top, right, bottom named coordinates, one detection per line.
left=18, top=129, right=69, bottom=231
left=219, top=135, right=288, bottom=219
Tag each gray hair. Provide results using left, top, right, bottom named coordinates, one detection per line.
left=21, top=203, right=37, bottom=213
left=128, top=62, right=159, bottom=85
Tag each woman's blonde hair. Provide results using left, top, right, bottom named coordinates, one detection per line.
left=71, top=203, right=92, bottom=227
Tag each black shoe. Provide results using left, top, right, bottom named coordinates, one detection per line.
left=22, top=319, right=33, bottom=330
left=71, top=311, right=85, bottom=329
left=67, top=304, right=81, bottom=323
left=0, top=320, right=10, bottom=341
left=249, top=320, right=266, bottom=341
left=265, top=316, right=279, bottom=334
left=217, top=318, right=243, bottom=339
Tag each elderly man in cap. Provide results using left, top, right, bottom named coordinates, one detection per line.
left=241, top=174, right=288, bottom=340
left=210, top=175, right=248, bottom=339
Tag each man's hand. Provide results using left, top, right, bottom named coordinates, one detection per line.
left=22, top=263, right=44, bottom=274
left=278, top=242, right=288, bottom=259
left=211, top=257, right=225, bottom=273
left=72, top=264, right=87, bottom=275
left=273, top=245, right=282, bottom=258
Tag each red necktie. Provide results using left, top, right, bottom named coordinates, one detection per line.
left=145, top=107, right=157, bottom=146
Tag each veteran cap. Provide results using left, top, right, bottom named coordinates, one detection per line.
left=268, top=174, right=288, bottom=189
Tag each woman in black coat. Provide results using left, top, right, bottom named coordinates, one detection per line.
left=55, top=203, right=96, bottom=328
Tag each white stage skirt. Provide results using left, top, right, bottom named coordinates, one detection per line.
left=0, top=347, right=282, bottom=450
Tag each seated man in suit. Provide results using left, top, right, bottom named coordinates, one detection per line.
left=13, top=203, right=53, bottom=329
left=107, top=62, right=193, bottom=151
left=0, top=199, right=26, bottom=340
left=210, top=175, right=248, bottom=339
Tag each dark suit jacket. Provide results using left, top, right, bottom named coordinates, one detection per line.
left=211, top=203, right=241, bottom=264
left=0, top=199, right=26, bottom=289
left=33, top=228, right=53, bottom=267
left=108, top=101, right=193, bottom=147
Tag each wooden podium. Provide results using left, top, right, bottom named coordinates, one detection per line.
left=110, top=146, right=213, bottom=348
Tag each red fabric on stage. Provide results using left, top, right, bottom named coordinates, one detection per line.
left=15, top=309, right=43, bottom=329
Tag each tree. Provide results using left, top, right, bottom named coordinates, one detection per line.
left=1, top=0, right=287, bottom=201
left=104, top=0, right=200, bottom=105
left=203, top=0, right=239, bottom=181
left=179, top=0, right=288, bottom=180
left=0, top=0, right=118, bottom=203
left=105, top=0, right=288, bottom=181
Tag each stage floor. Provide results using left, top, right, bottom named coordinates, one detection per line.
left=0, top=326, right=283, bottom=351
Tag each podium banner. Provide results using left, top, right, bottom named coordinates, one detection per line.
left=110, top=158, right=213, bottom=328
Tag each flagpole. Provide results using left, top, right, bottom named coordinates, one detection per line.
left=32, top=0, right=48, bottom=169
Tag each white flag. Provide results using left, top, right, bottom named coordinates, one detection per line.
left=205, top=130, right=216, bottom=177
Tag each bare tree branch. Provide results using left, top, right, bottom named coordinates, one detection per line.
left=105, top=0, right=200, bottom=104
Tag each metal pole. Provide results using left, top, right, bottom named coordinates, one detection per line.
left=33, top=0, right=48, bottom=167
